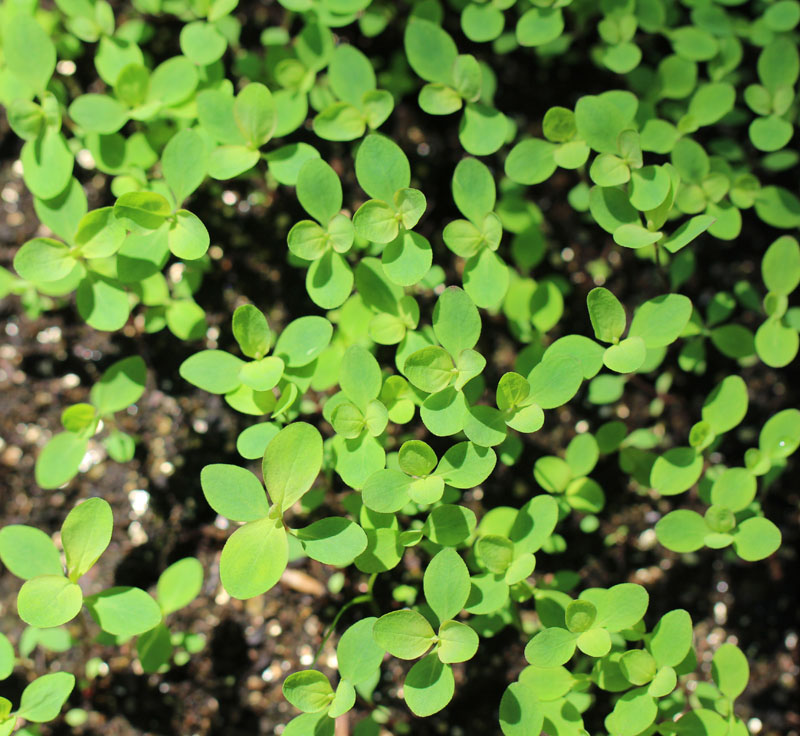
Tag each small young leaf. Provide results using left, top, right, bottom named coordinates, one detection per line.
left=17, top=576, right=83, bottom=628
left=232, top=305, right=272, bottom=359
left=423, top=548, right=470, bottom=622
left=524, top=628, right=577, bottom=667
left=0, top=526, right=62, bottom=580
left=85, top=586, right=162, bottom=637
left=157, top=557, right=204, bottom=615
left=200, top=464, right=269, bottom=522
left=337, top=617, right=384, bottom=685
left=283, top=670, right=334, bottom=713
left=263, top=423, right=323, bottom=513
left=220, top=519, right=288, bottom=599
left=15, top=672, right=75, bottom=723
left=711, top=643, right=748, bottom=699
left=403, top=654, right=455, bottom=717
left=61, top=498, right=113, bottom=581
left=373, top=610, right=435, bottom=659
left=587, top=287, right=626, bottom=343
left=437, top=620, right=479, bottom=663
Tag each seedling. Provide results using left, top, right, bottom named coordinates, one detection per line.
left=1, top=0, right=794, bottom=733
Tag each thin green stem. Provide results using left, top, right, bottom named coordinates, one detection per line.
left=311, top=573, right=378, bottom=666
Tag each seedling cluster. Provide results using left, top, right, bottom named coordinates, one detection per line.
left=1, top=0, right=797, bottom=733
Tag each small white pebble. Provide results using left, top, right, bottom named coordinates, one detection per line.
left=128, top=520, right=148, bottom=546
left=1, top=186, right=19, bottom=204
left=76, top=150, right=95, bottom=169
left=62, top=373, right=80, bottom=389
left=56, top=60, right=76, bottom=75
left=128, top=490, right=150, bottom=517
left=36, top=326, right=62, bottom=344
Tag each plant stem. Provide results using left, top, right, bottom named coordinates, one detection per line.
left=311, top=573, right=377, bottom=666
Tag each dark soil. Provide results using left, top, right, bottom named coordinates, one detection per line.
left=1, top=3, right=799, bottom=735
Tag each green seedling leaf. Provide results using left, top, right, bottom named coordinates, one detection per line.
left=606, top=686, right=657, bottom=736
left=297, top=159, right=342, bottom=225
left=263, top=423, right=323, bottom=513
left=274, top=317, right=333, bottom=367
left=69, top=94, right=129, bottom=134
left=180, top=350, right=245, bottom=394
left=337, top=617, right=384, bottom=685
left=168, top=210, right=210, bottom=260
left=296, top=518, right=368, bottom=566
left=356, top=134, right=410, bottom=202
left=4, top=15, right=56, bottom=93
left=603, top=337, right=646, bottom=373
left=527, top=356, right=583, bottom=409
left=162, top=128, right=207, bottom=205
left=423, top=505, right=477, bottom=547
left=373, top=610, right=435, bottom=659
left=576, top=627, right=611, bottom=657
left=138, top=622, right=173, bottom=674
left=13, top=238, right=77, bottom=284
left=403, top=654, right=455, bottom=717
left=619, top=650, right=656, bottom=686
left=232, top=305, right=272, bottom=359
left=433, top=286, right=481, bottom=358
left=179, top=20, right=227, bottom=66
left=15, top=672, right=75, bottom=722
left=762, top=236, right=800, bottom=296
left=200, top=464, right=269, bottom=521
left=0, top=633, right=13, bottom=680
left=35, top=433, right=89, bottom=490
left=437, top=620, right=479, bottom=664
left=405, top=346, right=455, bottom=394
left=61, top=498, right=113, bottom=581
left=453, top=157, right=496, bottom=224
left=234, top=83, right=276, bottom=148
left=424, top=548, right=470, bottom=622
left=732, top=517, right=781, bottom=561
left=398, top=440, right=437, bottom=477
left=710, top=469, right=757, bottom=513
left=651, top=447, right=703, bottom=495
left=0, top=526, right=62, bottom=580
left=656, top=510, right=707, bottom=553
left=649, top=609, right=693, bottom=668
left=114, top=192, right=172, bottom=231
left=90, top=356, right=147, bottom=415
left=565, top=600, right=597, bottom=633
left=157, top=557, right=204, bottom=615
left=283, top=670, right=334, bottom=713
left=85, top=586, right=162, bottom=637
left=593, top=583, right=649, bottom=631
left=499, top=682, right=544, bottom=736
left=17, top=575, right=83, bottom=628
left=220, top=518, right=288, bottom=599
left=404, top=18, right=458, bottom=86
left=525, top=627, right=577, bottom=667
left=711, top=643, right=748, bottom=699
left=702, top=376, right=748, bottom=435
left=587, top=287, right=626, bottom=343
